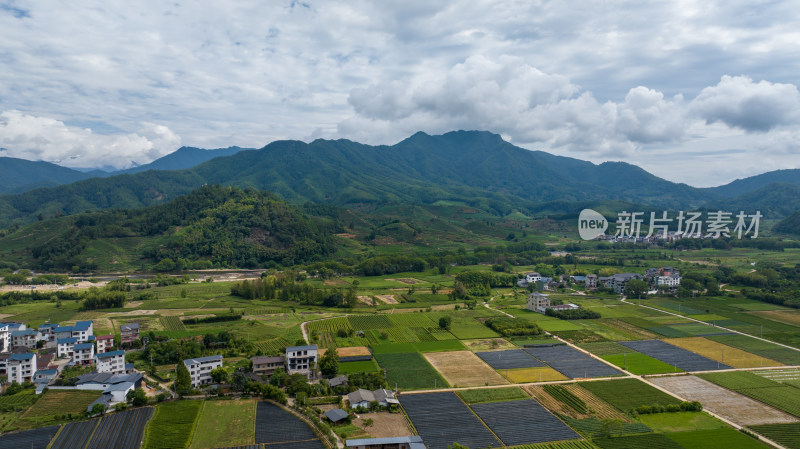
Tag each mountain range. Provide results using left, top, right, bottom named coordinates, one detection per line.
left=1, top=131, right=798, bottom=228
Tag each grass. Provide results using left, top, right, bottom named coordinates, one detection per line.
left=592, top=433, right=682, bottom=449
left=374, top=352, right=448, bottom=390
left=370, top=340, right=464, bottom=354
left=750, top=422, right=800, bottom=449
left=601, top=353, right=682, bottom=375
left=579, top=378, right=681, bottom=413
left=7, top=390, right=97, bottom=431
left=501, top=367, right=568, bottom=383
left=143, top=400, right=203, bottom=449
left=457, top=387, right=530, bottom=404
left=636, top=412, right=725, bottom=433
left=189, top=399, right=256, bottom=448
left=665, top=428, right=770, bottom=449
left=338, top=360, right=380, bottom=374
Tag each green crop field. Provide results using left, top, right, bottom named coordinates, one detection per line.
left=601, top=353, right=681, bottom=375
left=189, top=399, right=256, bottom=448
left=370, top=340, right=464, bottom=354
left=593, top=433, right=682, bottom=449
left=307, top=316, right=352, bottom=335
left=578, top=342, right=635, bottom=356
left=374, top=352, right=448, bottom=389
left=387, top=313, right=437, bottom=327
left=143, top=400, right=202, bottom=449
left=698, top=371, right=780, bottom=390
left=510, top=440, right=600, bottom=449
left=11, top=390, right=99, bottom=430
left=580, top=378, right=681, bottom=413
left=339, top=360, right=380, bottom=374
left=544, top=384, right=589, bottom=414
left=706, top=334, right=800, bottom=365
left=666, top=428, right=770, bottom=449
left=636, top=412, right=725, bottom=433
left=348, top=315, right=393, bottom=330
left=699, top=371, right=800, bottom=417
left=161, top=315, right=186, bottom=331
left=750, top=422, right=800, bottom=449
left=0, top=390, right=38, bottom=412
left=456, top=387, right=529, bottom=404
left=561, top=417, right=651, bottom=439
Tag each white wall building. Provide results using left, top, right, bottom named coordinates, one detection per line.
left=286, top=345, right=317, bottom=377
left=183, top=355, right=223, bottom=387
left=73, top=342, right=95, bottom=365
left=8, top=352, right=37, bottom=384
left=95, top=335, right=114, bottom=354
left=96, top=350, right=126, bottom=374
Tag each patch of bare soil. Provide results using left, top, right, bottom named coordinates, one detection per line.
left=353, top=412, right=414, bottom=438
left=649, top=375, right=798, bottom=426
left=375, top=295, right=398, bottom=304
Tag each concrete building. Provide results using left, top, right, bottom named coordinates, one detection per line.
left=251, top=355, right=285, bottom=378
left=57, top=337, right=79, bottom=358
left=183, top=355, right=223, bottom=387
left=0, top=324, right=8, bottom=353
left=38, top=323, right=58, bottom=343
left=606, top=273, right=644, bottom=294
left=73, top=342, right=95, bottom=365
left=95, top=334, right=114, bottom=354
left=96, top=350, right=126, bottom=374
left=10, top=329, right=39, bottom=349
left=347, top=388, right=398, bottom=409
left=55, top=321, right=94, bottom=342
left=120, top=323, right=140, bottom=344
left=286, top=345, right=317, bottom=377
left=525, top=292, right=551, bottom=312
left=8, top=352, right=37, bottom=384
left=585, top=274, right=597, bottom=289
left=75, top=372, right=143, bottom=391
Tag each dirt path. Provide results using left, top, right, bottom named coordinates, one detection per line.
left=144, top=374, right=176, bottom=399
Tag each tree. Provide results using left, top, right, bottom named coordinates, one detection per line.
left=126, top=388, right=148, bottom=406
left=210, top=367, right=229, bottom=384
left=319, top=348, right=339, bottom=377
left=175, top=362, right=192, bottom=395
left=232, top=370, right=249, bottom=392
left=89, top=402, right=107, bottom=416
left=438, top=316, right=452, bottom=330
left=599, top=418, right=624, bottom=438
left=624, top=279, right=648, bottom=299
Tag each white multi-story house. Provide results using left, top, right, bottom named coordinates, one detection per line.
left=57, top=337, right=79, bottom=358
left=38, top=323, right=59, bottom=343
left=8, top=352, right=37, bottom=384
left=95, top=334, right=114, bottom=354
left=585, top=274, right=598, bottom=289
left=96, top=350, right=126, bottom=374
left=73, top=342, right=95, bottom=365
left=183, top=355, right=223, bottom=387
left=54, top=321, right=93, bottom=342
left=608, top=273, right=644, bottom=293
left=0, top=323, right=10, bottom=352
left=525, top=272, right=542, bottom=283
left=286, top=344, right=317, bottom=377
left=11, top=329, right=39, bottom=349
left=120, top=323, right=139, bottom=345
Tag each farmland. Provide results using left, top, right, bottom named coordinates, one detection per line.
left=399, top=392, right=501, bottom=449
left=649, top=375, right=798, bottom=426
left=255, top=402, right=323, bottom=449
left=374, top=352, right=448, bottom=389
left=143, top=400, right=202, bottom=449
left=601, top=352, right=681, bottom=375
left=664, top=337, right=782, bottom=368
left=190, top=399, right=256, bottom=448
left=456, top=387, right=530, bottom=404
left=502, top=367, right=569, bottom=383
left=665, top=428, right=770, bottom=449
left=471, top=399, right=580, bottom=445
left=698, top=371, right=800, bottom=417
left=423, top=350, right=509, bottom=387
left=750, top=422, right=800, bottom=449
left=579, top=378, right=680, bottom=412
left=86, top=407, right=154, bottom=449
left=13, top=390, right=100, bottom=430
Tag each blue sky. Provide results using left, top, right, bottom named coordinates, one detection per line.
left=1, top=1, right=799, bottom=185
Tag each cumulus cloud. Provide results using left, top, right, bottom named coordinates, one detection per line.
left=0, top=111, right=180, bottom=169
left=340, top=55, right=688, bottom=156
left=691, top=75, right=800, bottom=131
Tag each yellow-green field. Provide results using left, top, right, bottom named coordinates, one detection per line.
left=665, top=337, right=782, bottom=368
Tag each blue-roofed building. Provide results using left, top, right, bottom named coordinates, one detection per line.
left=33, top=368, right=58, bottom=389
left=57, top=337, right=79, bottom=358
left=55, top=320, right=94, bottom=342
left=10, top=329, right=39, bottom=349
left=38, top=323, right=59, bottom=343
left=96, top=350, right=126, bottom=374
left=183, top=355, right=223, bottom=387
left=286, top=344, right=317, bottom=377
left=73, top=342, right=95, bottom=365
left=8, top=352, right=37, bottom=384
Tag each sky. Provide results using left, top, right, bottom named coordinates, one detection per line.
left=1, top=1, right=799, bottom=186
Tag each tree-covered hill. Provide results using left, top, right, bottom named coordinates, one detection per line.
left=0, top=185, right=340, bottom=271
left=2, top=131, right=798, bottom=228
left=0, top=156, right=92, bottom=193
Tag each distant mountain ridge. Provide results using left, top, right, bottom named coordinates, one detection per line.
left=1, top=131, right=799, bottom=227
left=117, top=145, right=252, bottom=174
left=0, top=157, right=93, bottom=193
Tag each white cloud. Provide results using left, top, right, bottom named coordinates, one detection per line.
left=0, top=110, right=180, bottom=169
left=690, top=75, right=800, bottom=131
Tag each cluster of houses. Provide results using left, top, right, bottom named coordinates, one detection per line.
left=519, top=266, right=681, bottom=295
left=183, top=344, right=321, bottom=388
left=0, top=320, right=140, bottom=388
